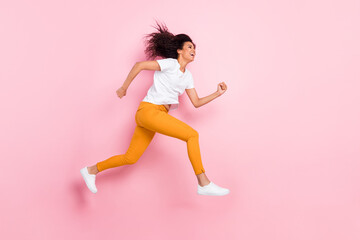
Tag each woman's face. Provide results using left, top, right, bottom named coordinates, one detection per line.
left=178, top=41, right=196, bottom=62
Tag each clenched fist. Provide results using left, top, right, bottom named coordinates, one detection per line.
left=217, top=82, right=227, bottom=95
left=116, top=86, right=127, bottom=99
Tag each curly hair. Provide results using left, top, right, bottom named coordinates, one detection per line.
left=143, top=20, right=196, bottom=60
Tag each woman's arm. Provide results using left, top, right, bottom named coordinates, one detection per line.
left=122, top=62, right=142, bottom=88
left=116, top=61, right=161, bottom=99
left=185, top=82, right=227, bottom=108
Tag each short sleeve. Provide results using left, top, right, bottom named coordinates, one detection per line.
left=156, top=58, right=175, bottom=72
left=186, top=73, right=195, bottom=89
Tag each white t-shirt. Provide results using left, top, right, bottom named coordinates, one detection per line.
left=142, top=58, right=194, bottom=111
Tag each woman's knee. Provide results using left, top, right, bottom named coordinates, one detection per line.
left=123, top=155, right=139, bottom=165
left=187, top=129, right=199, bottom=140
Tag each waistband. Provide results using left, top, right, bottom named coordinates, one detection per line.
left=138, top=101, right=169, bottom=113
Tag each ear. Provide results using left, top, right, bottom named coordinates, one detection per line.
left=177, top=48, right=182, bottom=55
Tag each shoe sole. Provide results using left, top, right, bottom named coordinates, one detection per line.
left=197, top=190, right=230, bottom=196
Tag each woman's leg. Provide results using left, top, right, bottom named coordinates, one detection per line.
left=83, top=102, right=229, bottom=195
left=136, top=103, right=206, bottom=175
left=95, top=125, right=156, bottom=172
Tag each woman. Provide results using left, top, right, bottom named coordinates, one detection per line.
left=80, top=21, right=230, bottom=196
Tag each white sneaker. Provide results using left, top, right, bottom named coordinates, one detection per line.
left=197, top=181, right=230, bottom=196
left=80, top=167, right=97, bottom=193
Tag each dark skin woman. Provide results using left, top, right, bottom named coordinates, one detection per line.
left=81, top=21, right=229, bottom=196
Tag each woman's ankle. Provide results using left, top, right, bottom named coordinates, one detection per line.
left=196, top=173, right=210, bottom=186
left=198, top=181, right=211, bottom=187
left=88, top=165, right=99, bottom=175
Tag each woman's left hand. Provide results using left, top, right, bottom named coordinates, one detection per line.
left=217, top=82, right=227, bottom=95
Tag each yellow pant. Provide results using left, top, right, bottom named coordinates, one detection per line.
left=96, top=101, right=206, bottom=175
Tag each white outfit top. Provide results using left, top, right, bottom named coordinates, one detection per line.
left=142, top=58, right=195, bottom=111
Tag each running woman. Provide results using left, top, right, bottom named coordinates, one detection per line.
left=81, top=21, right=230, bottom=196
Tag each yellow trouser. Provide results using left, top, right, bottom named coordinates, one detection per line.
left=96, top=101, right=206, bottom=175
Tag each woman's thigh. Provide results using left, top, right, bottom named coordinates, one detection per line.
left=136, top=105, right=197, bottom=141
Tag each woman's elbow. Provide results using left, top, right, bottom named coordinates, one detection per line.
left=134, top=62, right=143, bottom=70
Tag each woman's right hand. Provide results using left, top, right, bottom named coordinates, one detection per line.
left=116, top=86, right=127, bottom=99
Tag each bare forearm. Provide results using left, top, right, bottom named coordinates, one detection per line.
left=196, top=91, right=221, bottom=108
left=122, top=62, right=142, bottom=89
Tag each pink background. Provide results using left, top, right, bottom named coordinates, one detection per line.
left=1, top=0, right=359, bottom=239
